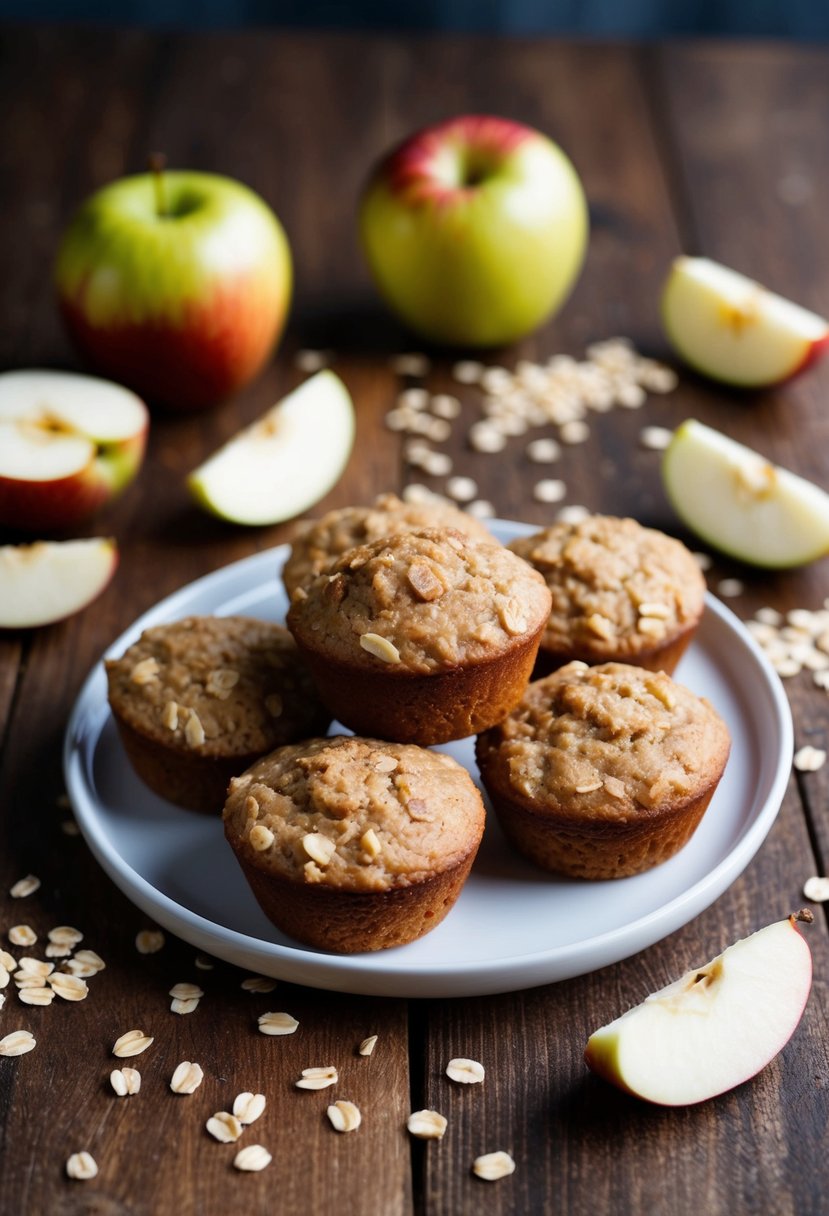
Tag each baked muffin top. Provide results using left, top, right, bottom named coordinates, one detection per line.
left=106, top=615, right=326, bottom=759
left=283, top=492, right=493, bottom=597
left=508, top=515, right=706, bottom=659
left=286, top=528, right=552, bottom=674
left=223, top=735, right=485, bottom=892
left=476, top=661, right=730, bottom=818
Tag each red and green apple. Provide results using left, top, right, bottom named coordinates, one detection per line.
left=662, top=256, right=829, bottom=387
left=585, top=911, right=813, bottom=1106
left=359, top=115, right=588, bottom=347
left=55, top=168, right=292, bottom=411
left=0, top=369, right=148, bottom=532
left=0, top=537, right=118, bottom=629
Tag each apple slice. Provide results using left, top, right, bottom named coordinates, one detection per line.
left=0, top=369, right=148, bottom=532
left=661, top=256, right=829, bottom=386
left=584, top=911, right=813, bottom=1106
left=0, top=537, right=118, bottom=628
left=187, top=371, right=355, bottom=525
left=662, top=419, right=829, bottom=568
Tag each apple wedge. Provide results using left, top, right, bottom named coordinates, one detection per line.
left=187, top=371, right=355, bottom=526
left=0, top=369, right=148, bottom=532
left=661, top=256, right=829, bottom=387
left=584, top=911, right=813, bottom=1106
left=0, top=537, right=118, bottom=628
left=662, top=419, right=829, bottom=568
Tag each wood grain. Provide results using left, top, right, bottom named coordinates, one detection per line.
left=1, top=27, right=828, bottom=1216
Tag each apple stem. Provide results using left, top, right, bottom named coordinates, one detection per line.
left=792, top=908, right=814, bottom=924
left=149, top=152, right=168, bottom=218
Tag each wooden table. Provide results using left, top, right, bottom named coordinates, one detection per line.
left=1, top=27, right=828, bottom=1215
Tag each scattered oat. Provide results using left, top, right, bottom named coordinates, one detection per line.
left=130, top=657, right=159, bottom=685
left=793, top=745, right=826, bottom=773
left=360, top=632, right=401, bottom=664
left=472, top=1151, right=515, bottom=1181
left=640, top=425, right=673, bottom=451
left=803, top=876, right=829, bottom=902
left=327, top=1100, right=361, bottom=1132
left=171, top=997, right=200, bottom=1015
left=48, top=926, right=83, bottom=949
left=453, top=360, right=484, bottom=384
left=0, top=949, right=16, bottom=972
left=775, top=658, right=802, bottom=678
left=65, top=949, right=106, bottom=977
left=45, top=942, right=72, bottom=959
left=556, top=504, right=590, bottom=524
left=234, top=1145, right=272, bottom=1172
left=10, top=875, right=40, bottom=899
left=135, top=929, right=165, bottom=955
left=390, top=352, right=430, bottom=377
left=66, top=1152, right=98, bottom=1181
left=814, top=671, right=829, bottom=691
left=526, top=437, right=561, bottom=463
left=206, top=1112, right=243, bottom=1143
left=234, top=1092, right=267, bottom=1124
left=431, top=393, right=462, bottom=419
left=692, top=551, right=713, bottom=571
left=296, top=1065, right=338, bottom=1090
left=0, top=1030, right=36, bottom=1056
left=407, top=1110, right=448, bottom=1139
left=112, top=1030, right=154, bottom=1058
left=533, top=478, right=566, bottom=504
left=469, top=422, right=507, bottom=453
left=48, top=973, right=88, bottom=1001
left=717, top=579, right=744, bottom=598
left=0, top=964, right=8, bottom=989
left=169, top=982, right=203, bottom=1001
left=398, top=387, right=429, bottom=411
left=16, top=957, right=52, bottom=978
left=258, top=1011, right=299, bottom=1036
left=241, top=975, right=277, bottom=994
left=467, top=499, right=496, bottom=519
left=170, top=1061, right=204, bottom=1094
left=446, top=475, right=478, bottom=503
left=358, top=1035, right=378, bottom=1057
left=249, top=824, right=275, bottom=852
left=194, top=954, right=214, bottom=971
left=422, top=451, right=453, bottom=477
left=560, top=419, right=590, bottom=444
left=446, top=1058, right=485, bottom=1084
left=295, top=348, right=329, bottom=373
left=18, top=987, right=54, bottom=1007
left=110, top=1067, right=141, bottom=1096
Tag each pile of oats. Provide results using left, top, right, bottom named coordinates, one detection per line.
left=745, top=603, right=829, bottom=683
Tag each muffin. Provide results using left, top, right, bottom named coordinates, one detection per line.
left=286, top=528, right=552, bottom=745
left=223, top=735, right=486, bottom=952
left=282, top=492, right=494, bottom=598
left=508, top=515, right=706, bottom=676
left=106, top=616, right=330, bottom=814
left=476, top=661, right=730, bottom=880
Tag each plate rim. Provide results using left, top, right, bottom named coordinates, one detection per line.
left=63, top=520, right=794, bottom=997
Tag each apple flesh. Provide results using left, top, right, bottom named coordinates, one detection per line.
left=55, top=170, right=292, bottom=411
left=662, top=419, right=829, bottom=568
left=0, top=369, right=148, bottom=532
left=359, top=115, right=588, bottom=347
left=662, top=256, right=829, bottom=387
left=585, top=911, right=813, bottom=1106
left=187, top=370, right=355, bottom=526
left=0, top=537, right=118, bottom=628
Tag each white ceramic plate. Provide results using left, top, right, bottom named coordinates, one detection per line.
left=64, top=520, right=793, bottom=998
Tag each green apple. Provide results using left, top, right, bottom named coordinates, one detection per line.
left=187, top=371, right=355, bottom=525
left=55, top=167, right=292, bottom=411
left=359, top=115, right=588, bottom=346
left=585, top=912, right=813, bottom=1106
left=0, top=369, right=148, bottom=531
left=0, top=537, right=118, bottom=628
left=662, top=420, right=829, bottom=568
left=662, top=256, right=829, bottom=387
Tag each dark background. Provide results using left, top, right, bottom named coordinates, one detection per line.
left=2, top=0, right=828, bottom=36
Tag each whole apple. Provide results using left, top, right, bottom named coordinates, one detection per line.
left=55, top=168, right=292, bottom=411
left=359, top=115, right=588, bottom=347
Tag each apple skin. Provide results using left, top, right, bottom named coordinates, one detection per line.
left=584, top=913, right=813, bottom=1107
left=359, top=115, right=588, bottom=347
left=0, top=369, right=149, bottom=533
left=661, top=256, right=829, bottom=388
left=0, top=537, right=118, bottom=629
left=55, top=171, right=292, bottom=411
